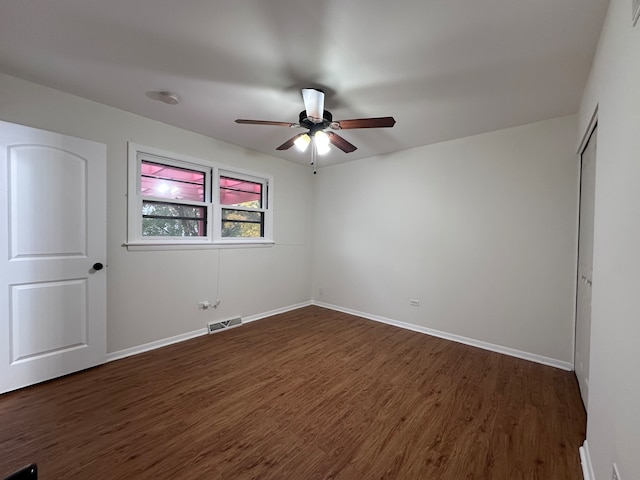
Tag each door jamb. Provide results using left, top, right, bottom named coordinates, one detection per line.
left=578, top=105, right=599, bottom=156
left=572, top=104, right=598, bottom=372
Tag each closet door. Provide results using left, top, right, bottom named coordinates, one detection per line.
left=575, top=126, right=597, bottom=408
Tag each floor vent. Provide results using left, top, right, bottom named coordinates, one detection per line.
left=207, top=317, right=243, bottom=334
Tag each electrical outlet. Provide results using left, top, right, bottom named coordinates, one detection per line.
left=409, top=299, right=420, bottom=306
left=612, top=463, right=621, bottom=480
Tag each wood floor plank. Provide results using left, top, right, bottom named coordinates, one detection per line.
left=0, top=306, right=586, bottom=479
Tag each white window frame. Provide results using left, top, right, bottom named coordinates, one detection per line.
left=215, top=169, right=272, bottom=244
left=127, top=142, right=274, bottom=249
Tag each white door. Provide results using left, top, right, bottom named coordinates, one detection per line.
left=0, top=121, right=106, bottom=394
left=575, top=126, right=597, bottom=408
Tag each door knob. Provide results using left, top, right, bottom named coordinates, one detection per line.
left=93, top=262, right=104, bottom=271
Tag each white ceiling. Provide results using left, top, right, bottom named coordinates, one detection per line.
left=0, top=0, right=608, bottom=166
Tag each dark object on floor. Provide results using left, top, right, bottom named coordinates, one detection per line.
left=3, top=464, right=37, bottom=480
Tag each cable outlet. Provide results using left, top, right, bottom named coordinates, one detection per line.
left=198, top=301, right=210, bottom=310
left=612, top=463, right=621, bottom=480
left=409, top=299, right=420, bottom=306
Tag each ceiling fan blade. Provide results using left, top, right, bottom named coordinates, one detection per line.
left=235, top=119, right=297, bottom=127
left=327, top=132, right=357, bottom=153
left=276, top=133, right=305, bottom=151
left=333, top=117, right=396, bottom=130
left=301, top=88, right=325, bottom=124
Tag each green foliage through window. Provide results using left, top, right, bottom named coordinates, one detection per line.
left=142, top=201, right=206, bottom=237
left=129, top=144, right=273, bottom=244
left=219, top=174, right=266, bottom=239
left=221, top=208, right=263, bottom=238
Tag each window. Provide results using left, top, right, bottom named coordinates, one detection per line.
left=140, top=160, right=209, bottom=238
left=219, top=173, right=267, bottom=238
left=128, top=143, right=273, bottom=247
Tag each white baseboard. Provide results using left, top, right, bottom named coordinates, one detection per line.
left=106, top=299, right=572, bottom=372
left=106, top=300, right=312, bottom=363
left=106, top=327, right=208, bottom=362
left=312, top=300, right=573, bottom=371
left=243, top=300, right=312, bottom=324
left=580, top=441, right=595, bottom=480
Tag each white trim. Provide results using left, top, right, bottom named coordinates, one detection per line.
left=215, top=167, right=274, bottom=243
left=128, top=142, right=214, bottom=243
left=105, top=301, right=312, bottom=363
left=312, top=301, right=573, bottom=371
left=569, top=109, right=599, bottom=367
left=579, top=441, right=595, bottom=480
left=243, top=301, right=312, bottom=323
left=127, top=142, right=274, bottom=246
left=577, top=105, right=598, bottom=155
left=105, top=299, right=572, bottom=370
left=572, top=114, right=598, bottom=394
left=106, top=327, right=207, bottom=363
left=124, top=240, right=274, bottom=251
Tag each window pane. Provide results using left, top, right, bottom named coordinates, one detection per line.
left=142, top=201, right=206, bottom=237
left=221, top=209, right=262, bottom=222
left=141, top=160, right=206, bottom=202
left=221, top=208, right=263, bottom=238
left=220, top=176, right=262, bottom=208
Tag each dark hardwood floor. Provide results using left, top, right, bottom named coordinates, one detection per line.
left=0, top=306, right=586, bottom=479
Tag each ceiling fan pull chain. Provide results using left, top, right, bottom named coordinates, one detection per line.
left=311, top=143, right=317, bottom=174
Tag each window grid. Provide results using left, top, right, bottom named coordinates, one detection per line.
left=127, top=143, right=273, bottom=246
left=218, top=173, right=267, bottom=239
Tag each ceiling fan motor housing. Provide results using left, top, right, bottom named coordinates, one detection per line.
left=299, top=110, right=333, bottom=132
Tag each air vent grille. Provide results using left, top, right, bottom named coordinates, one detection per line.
left=207, top=317, right=243, bottom=334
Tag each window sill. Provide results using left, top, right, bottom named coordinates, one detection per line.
left=123, top=240, right=275, bottom=251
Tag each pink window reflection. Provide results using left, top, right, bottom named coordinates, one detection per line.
left=141, top=161, right=205, bottom=202
left=220, top=176, right=262, bottom=207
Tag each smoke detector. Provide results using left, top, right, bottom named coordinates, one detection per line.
left=158, top=91, right=181, bottom=105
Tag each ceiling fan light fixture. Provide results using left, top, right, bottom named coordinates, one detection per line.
left=315, top=130, right=329, bottom=145
left=315, top=130, right=331, bottom=155
left=294, top=133, right=310, bottom=152
left=316, top=143, right=331, bottom=155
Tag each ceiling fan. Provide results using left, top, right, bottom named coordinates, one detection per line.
left=235, top=88, right=395, bottom=168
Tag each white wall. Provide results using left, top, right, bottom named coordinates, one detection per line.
left=312, top=115, right=579, bottom=365
left=577, top=0, right=640, bottom=478
left=0, top=73, right=314, bottom=353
